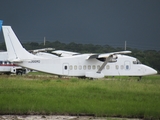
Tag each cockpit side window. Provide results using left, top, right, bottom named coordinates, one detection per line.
left=137, top=59, right=141, bottom=64
left=133, top=59, right=141, bottom=64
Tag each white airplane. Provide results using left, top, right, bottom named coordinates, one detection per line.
left=0, top=48, right=56, bottom=75
left=0, top=51, right=30, bottom=75
left=1, top=24, right=157, bottom=78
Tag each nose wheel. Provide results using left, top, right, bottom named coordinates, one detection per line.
left=138, top=76, right=142, bottom=81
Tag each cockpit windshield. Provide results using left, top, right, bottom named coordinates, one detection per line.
left=133, top=59, right=141, bottom=64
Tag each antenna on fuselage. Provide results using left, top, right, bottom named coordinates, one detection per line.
left=124, top=41, right=127, bottom=50
left=44, top=37, right=46, bottom=46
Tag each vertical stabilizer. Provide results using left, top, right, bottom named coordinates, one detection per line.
left=2, top=26, right=40, bottom=62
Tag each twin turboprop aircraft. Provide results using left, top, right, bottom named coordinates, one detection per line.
left=0, top=21, right=157, bottom=78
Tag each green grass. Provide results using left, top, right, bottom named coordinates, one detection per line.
left=0, top=74, right=160, bottom=119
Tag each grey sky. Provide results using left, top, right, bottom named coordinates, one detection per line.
left=0, top=0, right=160, bottom=50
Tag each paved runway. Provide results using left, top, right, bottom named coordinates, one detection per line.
left=0, top=115, right=142, bottom=120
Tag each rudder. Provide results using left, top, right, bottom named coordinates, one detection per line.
left=2, top=26, right=40, bottom=62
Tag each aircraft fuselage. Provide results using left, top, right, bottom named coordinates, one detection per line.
left=16, top=54, right=157, bottom=78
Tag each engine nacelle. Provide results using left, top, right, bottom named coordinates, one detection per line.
left=112, top=55, right=118, bottom=59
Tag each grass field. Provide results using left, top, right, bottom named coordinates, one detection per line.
left=0, top=73, right=160, bottom=119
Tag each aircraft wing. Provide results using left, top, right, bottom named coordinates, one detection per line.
left=86, top=51, right=132, bottom=75
left=52, top=50, right=80, bottom=57
left=86, top=51, right=131, bottom=59
left=29, top=48, right=55, bottom=54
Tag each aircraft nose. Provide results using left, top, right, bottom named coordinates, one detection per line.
left=151, top=68, right=157, bottom=75
left=144, top=65, right=157, bottom=75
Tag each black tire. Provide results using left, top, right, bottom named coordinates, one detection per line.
left=16, top=71, right=22, bottom=75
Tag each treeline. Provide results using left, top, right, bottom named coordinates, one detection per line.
left=0, top=41, right=160, bottom=73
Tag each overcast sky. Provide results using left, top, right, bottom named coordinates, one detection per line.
left=0, top=0, right=160, bottom=50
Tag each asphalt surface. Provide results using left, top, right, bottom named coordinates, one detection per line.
left=0, top=115, right=142, bottom=120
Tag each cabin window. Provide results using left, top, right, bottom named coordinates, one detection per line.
left=116, top=65, right=119, bottom=69
left=97, top=65, right=100, bottom=69
left=137, top=60, right=141, bottom=64
left=64, top=66, right=67, bottom=70
left=126, top=65, right=129, bottom=70
left=74, top=65, right=77, bottom=70
left=83, top=65, right=86, bottom=70
left=88, top=65, right=91, bottom=70
left=121, top=65, right=124, bottom=69
left=106, top=65, right=110, bottom=70
left=79, top=65, right=82, bottom=70
left=4, top=61, right=7, bottom=64
left=0, top=61, right=2, bottom=64
left=92, top=65, right=96, bottom=70
left=69, top=65, right=73, bottom=70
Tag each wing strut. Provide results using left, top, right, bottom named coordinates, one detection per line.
left=97, top=56, right=113, bottom=73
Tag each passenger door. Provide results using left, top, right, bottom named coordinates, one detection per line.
left=125, top=61, right=131, bottom=70
left=63, top=63, right=69, bottom=75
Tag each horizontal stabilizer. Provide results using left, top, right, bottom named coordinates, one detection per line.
left=11, top=58, right=23, bottom=63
